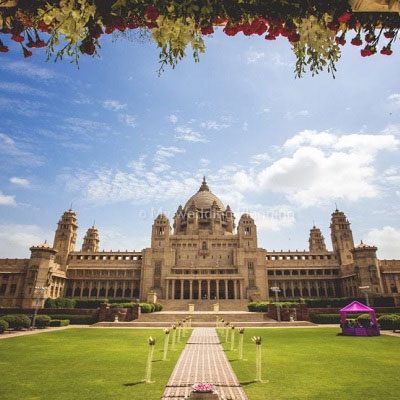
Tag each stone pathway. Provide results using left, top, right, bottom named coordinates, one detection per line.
left=161, top=328, right=248, bottom=400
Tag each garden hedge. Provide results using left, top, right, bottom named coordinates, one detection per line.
left=74, top=299, right=108, bottom=309
left=50, top=314, right=98, bottom=325
left=110, top=302, right=135, bottom=308
left=44, top=298, right=77, bottom=309
left=49, top=319, right=70, bottom=327
left=140, top=303, right=155, bottom=313
left=305, top=296, right=394, bottom=308
left=0, top=318, right=9, bottom=333
left=1, top=314, right=31, bottom=330
left=34, top=314, right=51, bottom=328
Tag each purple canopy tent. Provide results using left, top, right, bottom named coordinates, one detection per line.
left=340, top=301, right=380, bottom=336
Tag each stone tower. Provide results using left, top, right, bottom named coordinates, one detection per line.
left=53, top=209, right=78, bottom=268
left=309, top=225, right=327, bottom=252
left=330, top=208, right=354, bottom=266
left=82, top=226, right=99, bottom=252
left=238, top=214, right=258, bottom=249
left=151, top=213, right=171, bottom=249
left=351, top=241, right=383, bottom=296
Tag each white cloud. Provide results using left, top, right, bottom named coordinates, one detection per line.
left=271, top=53, right=293, bottom=67
left=365, top=226, right=400, bottom=259
left=0, top=96, right=45, bottom=117
left=0, top=132, right=42, bottom=165
left=285, top=110, right=310, bottom=119
left=200, top=158, right=210, bottom=167
left=118, top=113, right=136, bottom=128
left=102, top=100, right=127, bottom=111
left=200, top=121, right=230, bottom=130
left=64, top=117, right=113, bottom=138
left=388, top=93, right=400, bottom=106
left=250, top=153, right=271, bottom=164
left=247, top=51, right=265, bottom=64
left=175, top=126, right=208, bottom=143
left=284, top=130, right=337, bottom=150
left=169, top=114, right=178, bottom=124
left=9, top=177, right=30, bottom=187
left=0, top=191, right=16, bottom=206
left=0, top=61, right=57, bottom=80
left=0, top=82, right=49, bottom=97
left=73, top=94, right=93, bottom=105
left=0, top=224, right=52, bottom=257
left=154, top=146, right=185, bottom=163
left=242, top=122, right=248, bottom=131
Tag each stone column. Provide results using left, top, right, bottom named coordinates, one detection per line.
left=282, top=281, right=287, bottom=299
left=234, top=280, right=238, bottom=300
left=180, top=280, right=184, bottom=300
left=172, top=280, right=176, bottom=300
left=224, top=280, right=228, bottom=300
left=239, top=280, right=243, bottom=299
left=323, top=280, right=328, bottom=297
left=114, top=281, right=118, bottom=298
left=97, top=281, right=100, bottom=298
left=72, top=281, right=76, bottom=297
left=207, top=280, right=211, bottom=300
left=216, top=280, right=220, bottom=300
left=307, top=281, right=311, bottom=297
left=189, top=280, right=193, bottom=300
left=122, top=281, right=126, bottom=297
left=105, top=280, right=109, bottom=298
left=165, top=279, right=169, bottom=300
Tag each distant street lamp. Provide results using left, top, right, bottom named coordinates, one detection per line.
left=270, top=286, right=281, bottom=322
left=359, top=286, right=370, bottom=306
left=31, top=286, right=47, bottom=329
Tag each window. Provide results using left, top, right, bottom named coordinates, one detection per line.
left=202, top=241, right=207, bottom=250
left=245, top=227, right=251, bottom=236
left=0, top=284, right=7, bottom=295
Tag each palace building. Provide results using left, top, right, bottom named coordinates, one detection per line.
left=0, top=177, right=400, bottom=308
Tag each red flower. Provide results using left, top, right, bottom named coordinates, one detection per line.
left=265, top=34, right=276, bottom=40
left=38, top=21, right=51, bottom=33
left=145, top=6, right=159, bottom=22
left=384, top=31, right=395, bottom=39
left=242, top=25, right=253, bottom=36
left=35, top=40, right=46, bottom=48
left=214, top=17, right=226, bottom=25
left=351, top=37, right=362, bottom=46
left=11, top=34, right=24, bottom=43
left=327, top=22, right=339, bottom=32
left=360, top=46, right=375, bottom=57
left=0, top=45, right=9, bottom=53
left=201, top=26, right=214, bottom=35
left=380, top=46, right=393, bottom=55
left=223, top=25, right=238, bottom=36
left=338, top=13, right=352, bottom=24
left=335, top=36, right=346, bottom=46
left=22, top=46, right=32, bottom=58
left=105, top=26, right=115, bottom=34
left=281, top=28, right=292, bottom=38
left=288, top=33, right=300, bottom=43
left=255, top=23, right=267, bottom=36
left=80, top=40, right=95, bottom=55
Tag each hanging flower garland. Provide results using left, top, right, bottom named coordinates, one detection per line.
left=1, top=0, right=400, bottom=77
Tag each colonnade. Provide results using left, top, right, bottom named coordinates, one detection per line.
left=165, top=279, right=244, bottom=300
left=66, top=280, right=140, bottom=298
left=269, top=280, right=338, bottom=298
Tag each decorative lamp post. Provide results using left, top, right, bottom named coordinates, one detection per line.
left=177, top=321, right=182, bottom=343
left=225, top=322, right=230, bottom=343
left=359, top=285, right=371, bottom=306
left=270, top=286, right=281, bottom=322
left=230, top=325, right=235, bottom=351
left=145, top=336, right=156, bottom=383
left=252, top=336, right=263, bottom=382
left=31, top=286, right=47, bottom=329
left=238, top=328, right=245, bottom=360
left=163, top=328, right=170, bottom=361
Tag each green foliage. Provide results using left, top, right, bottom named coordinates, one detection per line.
left=276, top=301, right=298, bottom=309
left=0, top=318, right=9, bottom=333
left=140, top=303, right=155, bottom=313
left=49, top=319, right=70, bottom=327
left=74, top=299, right=108, bottom=309
left=255, top=302, right=269, bottom=312
left=154, top=303, right=163, bottom=311
left=108, top=298, right=137, bottom=304
left=305, top=296, right=394, bottom=308
left=50, top=314, right=98, bottom=325
left=109, top=303, right=136, bottom=308
left=34, top=315, right=51, bottom=328
left=1, top=314, right=31, bottom=330
left=377, top=314, right=400, bottom=330
left=356, top=313, right=371, bottom=327
left=247, top=302, right=258, bottom=312
left=310, top=314, right=341, bottom=324
left=44, top=298, right=77, bottom=309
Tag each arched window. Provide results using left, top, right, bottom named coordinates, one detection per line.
left=116, top=288, right=123, bottom=297
left=91, top=288, right=97, bottom=297
left=202, top=241, right=207, bottom=250
left=82, top=287, right=89, bottom=297
left=99, top=287, right=106, bottom=297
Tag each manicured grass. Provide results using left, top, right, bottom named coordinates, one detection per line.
left=220, top=328, right=400, bottom=400
left=0, top=328, right=189, bottom=400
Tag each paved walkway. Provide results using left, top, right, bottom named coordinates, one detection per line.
left=162, top=328, right=248, bottom=400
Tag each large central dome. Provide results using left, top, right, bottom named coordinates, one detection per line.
left=184, top=177, right=225, bottom=211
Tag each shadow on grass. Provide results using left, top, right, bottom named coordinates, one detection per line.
left=123, top=381, right=145, bottom=387
left=241, top=380, right=257, bottom=386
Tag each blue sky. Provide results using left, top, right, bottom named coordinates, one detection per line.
left=1, top=29, right=400, bottom=259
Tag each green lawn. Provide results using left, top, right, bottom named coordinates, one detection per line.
left=221, top=328, right=400, bottom=400
left=0, top=328, right=189, bottom=400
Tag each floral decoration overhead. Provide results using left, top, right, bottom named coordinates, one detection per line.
left=1, top=0, right=400, bottom=77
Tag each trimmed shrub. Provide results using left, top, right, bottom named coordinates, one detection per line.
left=255, top=302, right=269, bottom=312
left=153, top=303, right=163, bottom=312
left=305, top=296, right=395, bottom=308
left=310, top=314, right=341, bottom=324
left=0, top=319, right=9, bottom=333
left=2, top=314, right=31, bottom=330
left=44, top=298, right=77, bottom=309
left=108, top=299, right=134, bottom=304
left=140, top=303, right=153, bottom=313
left=110, top=302, right=135, bottom=308
left=50, top=314, right=98, bottom=325
left=356, top=313, right=371, bottom=327
left=74, top=299, right=107, bottom=309
left=34, top=314, right=51, bottom=328
left=49, top=319, right=70, bottom=327
left=247, top=302, right=258, bottom=312
left=378, top=315, right=400, bottom=330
